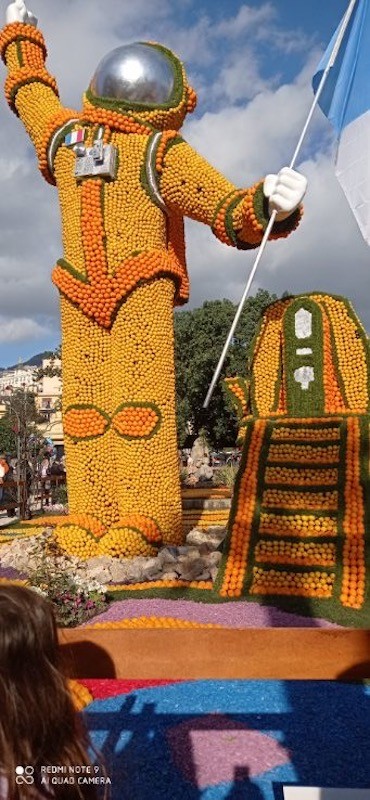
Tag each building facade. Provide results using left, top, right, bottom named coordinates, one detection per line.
left=0, top=358, right=63, bottom=450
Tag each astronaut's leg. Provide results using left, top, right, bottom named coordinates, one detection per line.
left=59, top=297, right=119, bottom=532
left=104, top=277, right=183, bottom=556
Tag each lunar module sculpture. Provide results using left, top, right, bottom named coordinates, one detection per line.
left=219, top=293, right=370, bottom=625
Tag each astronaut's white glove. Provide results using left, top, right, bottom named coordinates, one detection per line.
left=6, top=0, right=37, bottom=26
left=263, top=167, right=307, bottom=222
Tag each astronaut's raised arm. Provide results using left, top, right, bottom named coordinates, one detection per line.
left=158, top=137, right=304, bottom=250
left=0, top=6, right=78, bottom=185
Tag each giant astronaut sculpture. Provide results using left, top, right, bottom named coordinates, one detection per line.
left=0, top=1, right=307, bottom=558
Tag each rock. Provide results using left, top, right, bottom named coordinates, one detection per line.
left=0, top=527, right=226, bottom=588
left=142, top=558, right=162, bottom=580
left=197, top=543, right=213, bottom=556
left=186, top=527, right=226, bottom=547
left=205, top=526, right=227, bottom=536
left=186, top=529, right=210, bottom=547
left=157, top=547, right=178, bottom=566
left=177, top=558, right=205, bottom=580
left=204, top=551, right=222, bottom=566
left=85, top=565, right=111, bottom=584
left=162, top=571, right=179, bottom=581
left=198, top=464, right=213, bottom=480
left=86, top=556, right=112, bottom=570
left=207, top=536, right=225, bottom=551
left=109, top=562, right=131, bottom=583
left=126, top=563, right=148, bottom=584
left=196, top=569, right=212, bottom=580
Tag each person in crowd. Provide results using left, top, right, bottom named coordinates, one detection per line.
left=0, top=454, right=9, bottom=505
left=2, top=461, right=16, bottom=518
left=39, top=455, right=51, bottom=509
left=0, top=584, right=106, bottom=799
left=50, top=459, right=66, bottom=479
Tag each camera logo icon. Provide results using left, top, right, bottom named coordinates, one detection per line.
left=15, top=766, right=34, bottom=785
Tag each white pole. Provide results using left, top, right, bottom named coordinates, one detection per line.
left=203, top=0, right=359, bottom=409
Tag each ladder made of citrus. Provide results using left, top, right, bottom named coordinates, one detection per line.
left=217, top=417, right=367, bottom=619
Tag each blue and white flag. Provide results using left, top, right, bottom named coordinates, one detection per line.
left=313, top=0, right=370, bottom=244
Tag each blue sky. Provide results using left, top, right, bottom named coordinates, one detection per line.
left=0, top=0, right=364, bottom=367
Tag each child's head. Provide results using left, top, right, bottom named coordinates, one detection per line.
left=0, top=583, right=59, bottom=677
left=0, top=585, right=99, bottom=798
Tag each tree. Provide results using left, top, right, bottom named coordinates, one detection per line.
left=174, top=289, right=278, bottom=448
left=34, top=345, right=61, bottom=381
left=0, top=388, right=48, bottom=517
left=0, top=415, right=16, bottom=455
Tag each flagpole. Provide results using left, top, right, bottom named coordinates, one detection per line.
left=202, top=0, right=359, bottom=410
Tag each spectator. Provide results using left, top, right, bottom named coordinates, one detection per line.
left=0, top=455, right=9, bottom=506
left=2, top=462, right=16, bottom=518
left=0, top=584, right=106, bottom=799
left=40, top=456, right=51, bottom=509
left=50, top=459, right=65, bottom=478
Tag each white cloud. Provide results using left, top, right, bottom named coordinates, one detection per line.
left=0, top=0, right=369, bottom=368
left=0, top=316, right=52, bottom=343
left=214, top=3, right=276, bottom=39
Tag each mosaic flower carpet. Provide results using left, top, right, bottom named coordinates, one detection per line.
left=80, top=679, right=370, bottom=799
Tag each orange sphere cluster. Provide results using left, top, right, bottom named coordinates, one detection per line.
left=262, top=488, right=338, bottom=511
left=63, top=406, right=109, bottom=439
left=81, top=100, right=153, bottom=134
left=155, top=130, right=179, bottom=174
left=213, top=188, right=251, bottom=246
left=112, top=405, right=160, bottom=438
left=341, top=540, right=366, bottom=610
left=97, top=528, right=158, bottom=558
left=113, top=579, right=213, bottom=591
left=268, top=443, right=340, bottom=463
left=265, top=466, right=339, bottom=485
left=259, top=512, right=337, bottom=537
left=97, top=514, right=163, bottom=559
left=182, top=487, right=231, bottom=499
left=88, top=617, right=222, bottom=629
left=271, top=427, right=340, bottom=441
left=219, top=420, right=266, bottom=598
left=68, top=680, right=93, bottom=711
left=322, top=314, right=346, bottom=412
left=312, top=293, right=369, bottom=412
left=54, top=525, right=100, bottom=560
left=183, top=508, right=231, bottom=534
left=249, top=303, right=286, bottom=416
left=341, top=416, right=366, bottom=608
left=255, top=540, right=336, bottom=567
left=239, top=294, right=369, bottom=420
left=251, top=567, right=335, bottom=598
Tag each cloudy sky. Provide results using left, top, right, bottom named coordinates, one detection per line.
left=0, top=0, right=365, bottom=366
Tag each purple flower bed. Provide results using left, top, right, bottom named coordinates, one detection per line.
left=82, top=598, right=339, bottom=628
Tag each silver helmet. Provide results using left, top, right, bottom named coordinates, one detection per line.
left=89, top=42, right=181, bottom=107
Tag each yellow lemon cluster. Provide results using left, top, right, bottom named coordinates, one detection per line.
left=265, top=466, right=339, bottom=485
left=271, top=427, right=340, bottom=441
left=255, top=540, right=336, bottom=568
left=268, top=443, right=340, bottom=463
left=259, top=512, right=337, bottom=537
left=262, top=488, right=338, bottom=512
left=251, top=567, right=335, bottom=598
left=54, top=525, right=100, bottom=560
left=88, top=617, right=222, bottom=629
